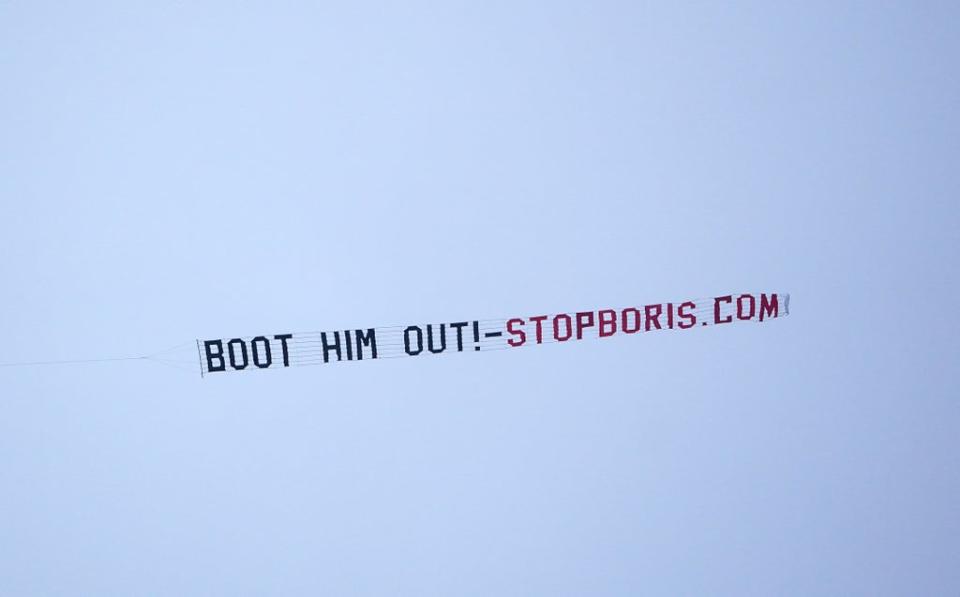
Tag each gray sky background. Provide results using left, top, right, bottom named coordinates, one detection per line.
left=1, top=2, right=957, bottom=595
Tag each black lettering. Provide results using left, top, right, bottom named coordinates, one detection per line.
left=228, top=338, right=248, bottom=370
left=273, top=334, right=293, bottom=367
left=404, top=326, right=423, bottom=355
left=321, top=331, right=342, bottom=363
left=354, top=328, right=378, bottom=360
left=204, top=340, right=226, bottom=373
left=427, top=324, right=446, bottom=354
left=449, top=322, right=469, bottom=351
left=251, top=336, right=272, bottom=369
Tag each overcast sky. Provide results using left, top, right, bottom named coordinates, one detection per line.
left=1, top=2, right=958, bottom=595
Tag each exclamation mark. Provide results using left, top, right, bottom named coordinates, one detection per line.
left=473, top=321, right=481, bottom=351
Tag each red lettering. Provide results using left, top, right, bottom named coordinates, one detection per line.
left=553, top=314, right=572, bottom=341
left=677, top=301, right=696, bottom=329
left=621, top=308, right=641, bottom=333
left=644, top=304, right=662, bottom=331
left=506, top=318, right=526, bottom=347
left=530, top=315, right=548, bottom=344
left=575, top=311, right=595, bottom=339
left=598, top=309, right=617, bottom=337
left=737, top=294, right=756, bottom=320
left=759, top=294, right=779, bottom=321
left=714, top=296, right=733, bottom=324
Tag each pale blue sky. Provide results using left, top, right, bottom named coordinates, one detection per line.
left=1, top=2, right=958, bottom=595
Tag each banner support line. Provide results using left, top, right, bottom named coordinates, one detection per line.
left=196, top=339, right=205, bottom=379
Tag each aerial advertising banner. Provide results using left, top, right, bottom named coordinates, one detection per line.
left=197, top=292, right=789, bottom=376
